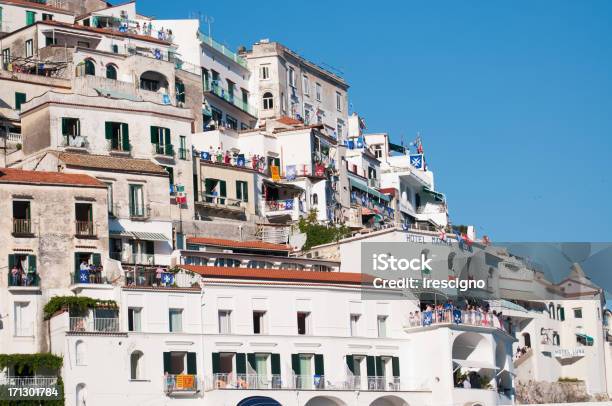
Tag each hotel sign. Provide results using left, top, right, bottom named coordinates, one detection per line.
left=553, top=348, right=586, bottom=359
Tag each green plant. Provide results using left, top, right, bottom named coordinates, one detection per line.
left=43, top=296, right=118, bottom=320
left=16, top=143, right=22, bottom=150
left=0, top=354, right=62, bottom=374
left=298, top=210, right=351, bottom=250
left=558, top=377, right=582, bottom=382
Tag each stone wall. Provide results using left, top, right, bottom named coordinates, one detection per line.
left=515, top=380, right=610, bottom=404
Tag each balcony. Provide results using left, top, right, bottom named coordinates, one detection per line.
left=0, top=130, right=22, bottom=144
left=260, top=198, right=302, bottom=221
left=69, top=317, right=119, bottom=333
left=405, top=309, right=507, bottom=333
left=0, top=376, right=58, bottom=387
left=164, top=374, right=199, bottom=394
left=152, top=143, right=175, bottom=158
left=8, top=271, right=40, bottom=288
left=120, top=253, right=156, bottom=266
left=75, top=221, right=96, bottom=238
left=198, top=32, right=248, bottom=68
left=71, top=269, right=107, bottom=285
left=12, top=218, right=33, bottom=236
left=61, top=135, right=88, bottom=150
left=205, top=83, right=258, bottom=117
left=196, top=193, right=245, bottom=214
left=106, top=139, right=132, bottom=155
left=211, top=373, right=282, bottom=390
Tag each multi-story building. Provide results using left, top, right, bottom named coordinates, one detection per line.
left=246, top=39, right=350, bottom=139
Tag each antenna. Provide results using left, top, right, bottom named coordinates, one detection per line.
left=204, top=15, right=215, bottom=39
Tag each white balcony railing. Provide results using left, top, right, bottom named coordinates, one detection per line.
left=211, top=373, right=282, bottom=390
left=164, top=374, right=199, bottom=393
left=367, top=376, right=401, bottom=391
left=0, top=376, right=57, bottom=387
left=405, top=309, right=506, bottom=332
left=69, top=317, right=119, bottom=333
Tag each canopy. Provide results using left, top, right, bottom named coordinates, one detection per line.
left=109, top=230, right=169, bottom=241
left=453, top=359, right=498, bottom=371
left=389, top=142, right=406, bottom=154
left=422, top=186, right=445, bottom=201
left=576, top=333, right=594, bottom=345
left=348, top=176, right=390, bottom=202
left=262, top=178, right=304, bottom=193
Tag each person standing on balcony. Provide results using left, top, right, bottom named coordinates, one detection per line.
left=11, top=265, right=20, bottom=286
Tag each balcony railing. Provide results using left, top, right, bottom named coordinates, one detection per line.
left=106, top=139, right=132, bottom=154
left=1, top=131, right=22, bottom=143
left=71, top=270, right=106, bottom=285
left=262, top=199, right=301, bottom=214
left=0, top=376, right=57, bottom=387
left=12, top=218, right=32, bottom=235
left=125, top=268, right=177, bottom=286
left=152, top=143, right=175, bottom=157
left=367, top=376, right=401, bottom=391
left=198, top=32, right=248, bottom=68
left=129, top=204, right=149, bottom=219
left=205, top=82, right=257, bottom=117
left=69, top=317, right=119, bottom=333
left=211, top=373, right=282, bottom=390
left=164, top=374, right=199, bottom=393
left=406, top=309, right=506, bottom=332
left=62, top=135, right=88, bottom=149
left=8, top=271, right=40, bottom=287
left=121, top=253, right=155, bottom=266
left=293, top=375, right=326, bottom=390
left=199, top=193, right=245, bottom=211
left=75, top=221, right=95, bottom=237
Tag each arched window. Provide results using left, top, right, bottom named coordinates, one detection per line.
left=106, top=64, right=117, bottom=80
left=280, top=262, right=305, bottom=270
left=111, top=44, right=119, bottom=54
left=75, top=340, right=86, bottom=365
left=76, top=383, right=87, bottom=406
left=130, top=350, right=143, bottom=380
left=522, top=332, right=531, bottom=348
left=214, top=258, right=241, bottom=267
left=262, top=92, right=274, bottom=110
left=311, top=193, right=318, bottom=205
left=247, top=260, right=274, bottom=269
left=84, top=59, right=95, bottom=76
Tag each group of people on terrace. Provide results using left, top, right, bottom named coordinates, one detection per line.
left=9, top=264, right=37, bottom=287
left=78, top=260, right=104, bottom=284
left=407, top=300, right=506, bottom=330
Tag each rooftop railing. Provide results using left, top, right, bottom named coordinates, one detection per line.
left=198, top=32, right=248, bottom=68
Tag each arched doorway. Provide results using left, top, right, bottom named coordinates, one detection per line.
left=305, top=396, right=347, bottom=406
left=139, top=71, right=169, bottom=93
left=237, top=396, right=281, bottom=406
left=370, top=395, right=408, bottom=406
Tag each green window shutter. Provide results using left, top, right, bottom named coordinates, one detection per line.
left=375, top=356, right=384, bottom=377
left=247, top=353, right=256, bottom=372
left=314, top=354, right=324, bottom=376
left=105, top=122, right=113, bottom=140
left=163, top=352, right=171, bottom=373
left=27, top=255, right=36, bottom=273
left=235, top=181, right=242, bottom=200
left=271, top=354, right=281, bottom=375
left=61, top=118, right=68, bottom=135
left=346, top=355, right=354, bottom=374
left=15, top=92, right=26, bottom=110
left=243, top=182, right=248, bottom=202
left=560, top=307, right=565, bottom=321
left=8, top=254, right=15, bottom=269
left=235, top=353, right=246, bottom=374
left=74, top=252, right=80, bottom=274
left=291, top=354, right=300, bottom=375
left=392, top=357, right=400, bottom=377
left=186, top=352, right=197, bottom=374
left=150, top=126, right=158, bottom=144
left=92, top=253, right=101, bottom=266
left=164, top=128, right=171, bottom=145
left=211, top=352, right=220, bottom=374
left=26, top=11, right=35, bottom=25
left=219, top=181, right=226, bottom=197
left=121, top=123, right=130, bottom=151
left=366, top=356, right=375, bottom=377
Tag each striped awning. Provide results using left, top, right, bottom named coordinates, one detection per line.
left=109, top=229, right=135, bottom=238
left=131, top=232, right=169, bottom=241
left=348, top=175, right=390, bottom=202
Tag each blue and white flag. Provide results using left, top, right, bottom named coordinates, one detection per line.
left=161, top=273, right=174, bottom=285
left=423, top=311, right=433, bottom=326
left=410, top=154, right=424, bottom=169
left=79, top=269, right=89, bottom=283
left=200, top=151, right=210, bottom=161
left=453, top=309, right=462, bottom=324
left=284, top=199, right=294, bottom=210
left=286, top=165, right=297, bottom=180
left=237, top=155, right=246, bottom=167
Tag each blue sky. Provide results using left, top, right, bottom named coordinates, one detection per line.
left=142, top=0, right=612, bottom=242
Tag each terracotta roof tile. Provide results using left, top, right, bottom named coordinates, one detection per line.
left=0, top=0, right=74, bottom=14
left=59, top=152, right=168, bottom=175
left=276, top=115, right=303, bottom=126
left=0, top=167, right=105, bottom=187
left=181, top=265, right=371, bottom=285
left=186, top=237, right=291, bottom=251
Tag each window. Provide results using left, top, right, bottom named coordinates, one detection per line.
left=260, top=65, right=270, bottom=80
left=42, top=13, right=53, bottom=21
left=61, top=117, right=80, bottom=136
left=111, top=44, right=119, bottom=53
left=226, top=115, right=237, bottom=130
left=105, top=183, right=114, bottom=215
left=288, top=67, right=296, bottom=87
left=75, top=340, right=86, bottom=365
left=218, top=310, right=232, bottom=334
left=106, top=64, right=117, bottom=80
left=15, top=92, right=26, bottom=111
left=45, top=36, right=57, bottom=47
left=129, top=184, right=144, bottom=217
left=130, top=351, right=143, bottom=379
left=213, top=257, right=240, bottom=267
left=311, top=193, right=318, bottom=206
left=297, top=311, right=311, bottom=335
left=12, top=200, right=31, bottom=235
left=128, top=307, right=142, bottom=332
left=77, top=41, right=90, bottom=49
left=83, top=59, right=95, bottom=75
left=247, top=260, right=274, bottom=269
left=350, top=314, right=360, bottom=336
left=26, top=11, right=36, bottom=26
left=179, top=135, right=187, bottom=160
left=316, top=83, right=322, bottom=101
left=75, top=202, right=93, bottom=236
left=574, top=308, right=583, bottom=319
left=303, top=75, right=310, bottom=96
left=2, top=48, right=10, bottom=68
left=164, top=351, right=197, bottom=377
left=25, top=40, right=33, bottom=58
left=150, top=126, right=172, bottom=155
left=253, top=311, right=266, bottom=334
left=263, top=92, right=274, bottom=110
left=337, top=120, right=344, bottom=139
left=279, top=262, right=305, bottom=270
left=377, top=316, right=388, bottom=338
left=176, top=79, right=185, bottom=103
left=105, top=121, right=130, bottom=152
left=14, top=302, right=31, bottom=336
left=236, top=181, right=248, bottom=202
left=336, top=91, right=342, bottom=111
left=169, top=309, right=183, bottom=332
